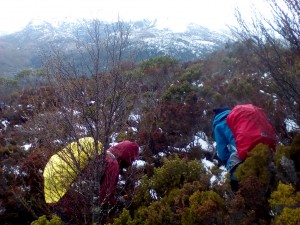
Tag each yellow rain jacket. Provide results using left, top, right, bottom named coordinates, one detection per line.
left=43, top=137, right=102, bottom=204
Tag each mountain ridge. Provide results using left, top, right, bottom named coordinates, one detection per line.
left=0, top=19, right=231, bottom=76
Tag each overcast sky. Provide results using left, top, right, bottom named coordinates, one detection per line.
left=0, top=0, right=269, bottom=34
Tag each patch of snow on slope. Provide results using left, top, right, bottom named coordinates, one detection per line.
left=285, top=118, right=299, bottom=132
left=190, top=131, right=214, bottom=152
left=133, top=160, right=146, bottom=168
left=1, top=120, right=9, bottom=129
left=22, top=144, right=32, bottom=151
left=201, top=158, right=227, bottom=185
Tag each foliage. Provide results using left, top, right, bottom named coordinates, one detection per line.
left=0, top=76, right=19, bottom=102
left=235, top=176, right=271, bottom=223
left=269, top=181, right=300, bottom=225
left=108, top=157, right=217, bottom=225
left=269, top=182, right=300, bottom=215
left=30, top=215, right=62, bottom=225
left=157, top=101, right=205, bottom=148
left=16, top=68, right=45, bottom=80
left=151, top=155, right=206, bottom=196
left=139, top=56, right=178, bottom=75
left=273, top=135, right=300, bottom=185
left=271, top=207, right=300, bottom=225
left=105, top=209, right=134, bottom=225
left=228, top=145, right=280, bottom=223
left=235, top=144, right=273, bottom=186
left=162, top=81, right=194, bottom=103
left=134, top=155, right=207, bottom=204
left=182, top=190, right=226, bottom=225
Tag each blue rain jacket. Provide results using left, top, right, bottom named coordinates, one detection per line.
left=213, top=110, right=238, bottom=171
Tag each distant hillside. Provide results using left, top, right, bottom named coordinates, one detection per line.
left=0, top=19, right=231, bottom=76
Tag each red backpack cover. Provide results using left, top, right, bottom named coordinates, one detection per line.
left=226, top=104, right=277, bottom=160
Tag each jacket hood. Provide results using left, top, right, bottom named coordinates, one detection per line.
left=213, top=110, right=231, bottom=128
left=108, top=141, right=139, bottom=167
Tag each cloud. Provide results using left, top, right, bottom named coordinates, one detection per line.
left=0, top=0, right=267, bottom=34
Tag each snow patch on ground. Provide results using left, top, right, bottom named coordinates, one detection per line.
left=1, top=120, right=9, bottom=129
left=22, top=144, right=32, bottom=151
left=285, top=118, right=299, bottom=132
left=201, top=158, right=227, bottom=185
left=133, top=160, right=146, bottom=168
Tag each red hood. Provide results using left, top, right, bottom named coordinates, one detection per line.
left=108, top=141, right=139, bottom=167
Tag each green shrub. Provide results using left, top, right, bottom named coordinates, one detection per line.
left=110, top=181, right=215, bottom=225
left=133, top=174, right=154, bottom=206
left=134, top=155, right=207, bottom=206
left=179, top=63, right=203, bottom=83
left=235, top=144, right=273, bottom=185
left=151, top=155, right=206, bottom=197
left=133, top=201, right=174, bottom=225
left=31, top=215, right=62, bottom=225
left=269, top=182, right=300, bottom=216
left=106, top=209, right=135, bottom=225
left=181, top=190, right=226, bottom=225
left=271, top=207, right=300, bottom=225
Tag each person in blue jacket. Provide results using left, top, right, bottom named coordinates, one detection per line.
left=213, top=107, right=242, bottom=191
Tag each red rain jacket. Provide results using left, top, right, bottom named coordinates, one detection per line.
left=100, top=141, right=139, bottom=203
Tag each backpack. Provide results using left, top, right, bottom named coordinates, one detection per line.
left=226, top=104, right=277, bottom=160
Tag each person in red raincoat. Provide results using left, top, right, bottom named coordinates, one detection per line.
left=99, top=140, right=140, bottom=204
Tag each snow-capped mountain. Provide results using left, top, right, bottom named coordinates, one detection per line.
left=132, top=22, right=230, bottom=61
left=0, top=19, right=231, bottom=75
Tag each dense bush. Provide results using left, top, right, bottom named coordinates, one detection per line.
left=30, top=215, right=62, bottom=225
left=106, top=137, right=300, bottom=225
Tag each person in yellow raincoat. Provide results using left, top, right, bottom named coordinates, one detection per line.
left=43, top=137, right=139, bottom=206
left=43, top=137, right=102, bottom=204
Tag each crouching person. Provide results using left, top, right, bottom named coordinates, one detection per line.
left=43, top=138, right=139, bottom=224
left=213, top=108, right=242, bottom=192
left=212, top=105, right=277, bottom=192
